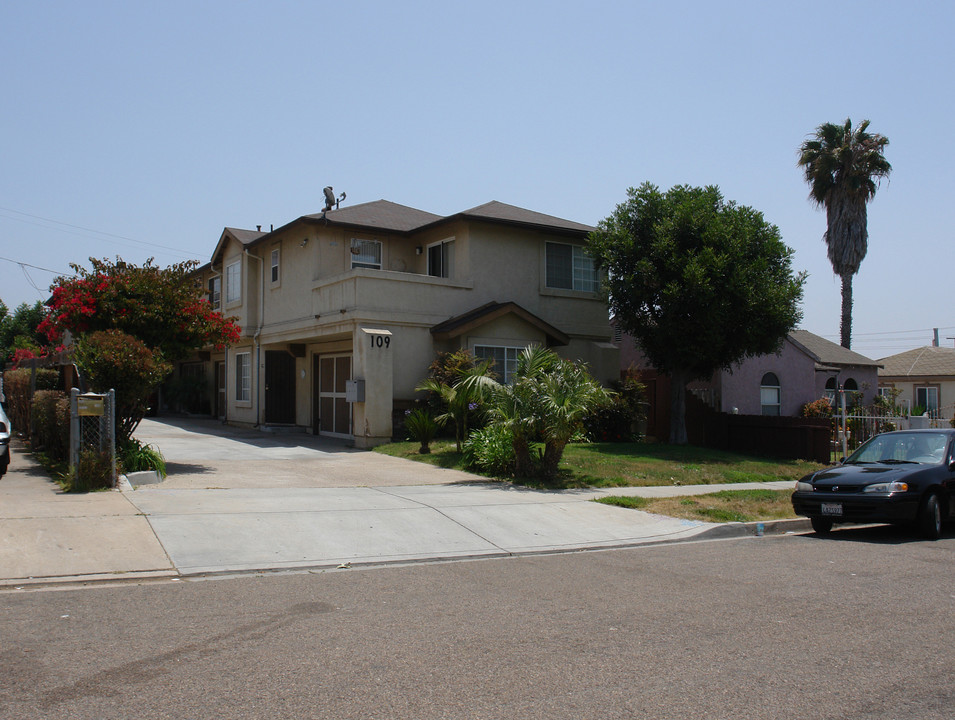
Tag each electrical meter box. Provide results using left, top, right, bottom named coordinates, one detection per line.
left=345, top=379, right=365, bottom=403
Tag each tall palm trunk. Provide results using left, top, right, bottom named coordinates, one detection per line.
left=840, top=273, right=853, bottom=349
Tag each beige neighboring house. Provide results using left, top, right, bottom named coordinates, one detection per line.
left=878, top=346, right=955, bottom=420
left=175, top=199, right=617, bottom=447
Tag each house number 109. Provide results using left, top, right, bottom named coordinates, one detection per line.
left=371, top=336, right=391, bottom=349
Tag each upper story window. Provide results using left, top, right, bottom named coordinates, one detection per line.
left=351, top=238, right=382, bottom=270
left=428, top=239, right=454, bottom=279
left=208, top=276, right=221, bottom=310
left=270, top=248, right=280, bottom=285
left=545, top=242, right=597, bottom=292
left=225, top=260, right=241, bottom=304
left=760, top=372, right=781, bottom=415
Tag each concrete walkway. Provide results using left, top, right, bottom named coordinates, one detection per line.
left=0, top=417, right=803, bottom=587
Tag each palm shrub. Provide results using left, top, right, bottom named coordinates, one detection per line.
left=404, top=408, right=443, bottom=454
left=486, top=347, right=611, bottom=483
left=415, top=360, right=495, bottom=452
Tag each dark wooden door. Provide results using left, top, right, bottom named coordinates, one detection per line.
left=265, top=351, right=296, bottom=424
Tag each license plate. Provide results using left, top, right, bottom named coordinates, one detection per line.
left=821, top=502, right=843, bottom=516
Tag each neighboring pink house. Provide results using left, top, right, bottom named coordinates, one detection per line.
left=616, top=324, right=880, bottom=418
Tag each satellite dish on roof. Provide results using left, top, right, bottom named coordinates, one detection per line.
left=323, top=186, right=347, bottom=212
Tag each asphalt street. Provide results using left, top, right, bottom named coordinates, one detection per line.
left=2, top=528, right=953, bottom=719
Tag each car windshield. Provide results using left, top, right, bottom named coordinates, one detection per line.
left=846, top=432, right=949, bottom=465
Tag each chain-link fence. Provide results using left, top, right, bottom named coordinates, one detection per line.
left=69, top=388, right=116, bottom=488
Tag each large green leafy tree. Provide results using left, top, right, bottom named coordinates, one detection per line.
left=588, top=183, right=805, bottom=444
left=798, top=118, right=891, bottom=349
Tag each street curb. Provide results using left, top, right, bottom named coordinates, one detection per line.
left=694, top=517, right=813, bottom=540
left=0, top=569, right=181, bottom=592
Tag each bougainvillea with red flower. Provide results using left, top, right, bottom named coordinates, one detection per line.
left=40, top=257, right=241, bottom=361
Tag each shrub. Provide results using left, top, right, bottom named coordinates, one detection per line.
left=462, top=423, right=515, bottom=476
left=31, top=390, right=70, bottom=461
left=2, top=367, right=60, bottom=433
left=74, top=330, right=172, bottom=444
left=118, top=437, right=167, bottom=477
left=404, top=409, right=443, bottom=454
left=64, top=448, right=114, bottom=492
left=801, top=397, right=833, bottom=419
left=584, top=370, right=647, bottom=442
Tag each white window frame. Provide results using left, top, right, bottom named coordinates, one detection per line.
left=225, top=260, right=241, bottom=305
left=915, top=386, right=939, bottom=415
left=270, top=247, right=280, bottom=285
left=474, top=345, right=524, bottom=384
left=351, top=238, right=382, bottom=270
left=545, top=241, right=597, bottom=292
left=235, top=352, right=251, bottom=403
left=427, top=238, right=454, bottom=279
left=760, top=372, right=781, bottom=416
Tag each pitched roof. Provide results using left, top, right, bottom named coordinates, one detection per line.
left=226, top=227, right=268, bottom=245
left=430, top=301, right=569, bottom=346
left=303, top=200, right=442, bottom=234
left=445, top=201, right=594, bottom=235
left=878, top=346, right=955, bottom=378
left=211, top=227, right=267, bottom=264
left=788, top=329, right=880, bottom=368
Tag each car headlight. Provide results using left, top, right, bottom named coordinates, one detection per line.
left=794, top=481, right=814, bottom=492
left=863, top=481, right=909, bottom=494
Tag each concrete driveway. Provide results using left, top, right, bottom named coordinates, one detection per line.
left=132, top=417, right=486, bottom=488
left=118, top=417, right=719, bottom=577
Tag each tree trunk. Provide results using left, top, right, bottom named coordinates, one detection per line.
left=669, top=369, right=689, bottom=445
left=541, top=440, right=567, bottom=483
left=840, top=273, right=853, bottom=349
left=512, top=435, right=533, bottom=478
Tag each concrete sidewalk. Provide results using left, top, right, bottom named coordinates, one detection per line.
left=0, top=418, right=805, bottom=587
left=0, top=444, right=175, bottom=586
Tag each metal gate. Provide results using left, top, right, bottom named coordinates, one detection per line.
left=69, top=388, right=116, bottom=488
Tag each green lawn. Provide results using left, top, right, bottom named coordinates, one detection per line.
left=595, top=489, right=798, bottom=523
left=374, top=440, right=825, bottom=489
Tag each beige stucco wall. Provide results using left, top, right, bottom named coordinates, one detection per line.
left=210, top=215, right=616, bottom=439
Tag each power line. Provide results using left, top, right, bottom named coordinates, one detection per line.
left=0, top=205, right=202, bottom=260
left=0, top=255, right=71, bottom=276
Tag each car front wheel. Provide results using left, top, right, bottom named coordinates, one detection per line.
left=918, top=492, right=942, bottom=540
left=811, top=517, right=833, bottom=535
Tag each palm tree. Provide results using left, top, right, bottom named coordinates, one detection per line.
left=415, top=360, right=495, bottom=452
left=487, top=346, right=610, bottom=482
left=798, top=118, right=891, bottom=348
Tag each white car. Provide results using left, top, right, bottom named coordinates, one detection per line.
left=0, top=404, right=10, bottom=477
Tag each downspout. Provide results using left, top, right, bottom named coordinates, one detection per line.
left=244, top=249, right=265, bottom=427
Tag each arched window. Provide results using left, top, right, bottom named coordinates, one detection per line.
left=843, top=378, right=858, bottom=391
left=825, top=377, right=837, bottom=405
left=760, top=372, right=781, bottom=416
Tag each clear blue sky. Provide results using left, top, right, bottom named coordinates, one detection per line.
left=2, top=1, right=952, bottom=360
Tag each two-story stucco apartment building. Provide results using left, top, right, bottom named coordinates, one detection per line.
left=177, top=198, right=617, bottom=447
